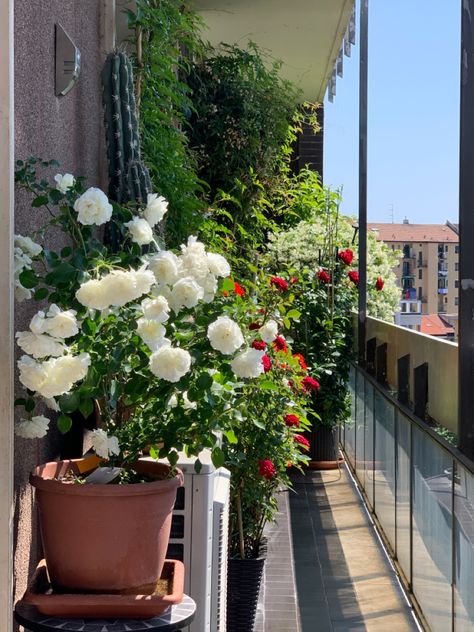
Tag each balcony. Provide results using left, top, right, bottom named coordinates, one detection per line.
left=438, top=288, right=448, bottom=295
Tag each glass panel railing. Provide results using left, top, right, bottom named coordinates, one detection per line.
left=412, top=426, right=453, bottom=632
left=396, top=413, right=411, bottom=584
left=364, top=381, right=375, bottom=509
left=345, top=366, right=357, bottom=467
left=454, top=465, right=474, bottom=630
left=355, top=373, right=365, bottom=485
left=374, top=390, right=396, bottom=549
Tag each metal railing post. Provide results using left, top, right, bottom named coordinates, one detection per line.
left=358, top=0, right=368, bottom=366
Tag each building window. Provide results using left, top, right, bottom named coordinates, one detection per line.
left=455, top=280, right=459, bottom=289
left=455, top=297, right=459, bottom=306
left=445, top=297, right=448, bottom=303
left=418, top=269, right=422, bottom=279
left=403, top=245, right=411, bottom=258
left=455, top=245, right=459, bottom=254
left=455, top=262, right=459, bottom=271
left=445, top=245, right=449, bottom=252
left=418, top=286, right=422, bottom=300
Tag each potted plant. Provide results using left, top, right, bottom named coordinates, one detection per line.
left=14, top=158, right=269, bottom=597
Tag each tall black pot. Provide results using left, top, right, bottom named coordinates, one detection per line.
left=227, top=554, right=265, bottom=632
left=309, top=423, right=339, bottom=462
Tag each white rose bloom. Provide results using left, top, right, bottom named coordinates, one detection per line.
left=149, top=346, right=191, bottom=383
left=167, top=393, right=178, bottom=409
left=136, top=318, right=167, bottom=351
left=101, top=270, right=141, bottom=307
left=43, top=304, right=78, bottom=338
left=202, top=274, right=218, bottom=303
left=207, top=316, right=244, bottom=355
left=169, top=277, right=204, bottom=312
left=90, top=429, right=121, bottom=459
left=14, top=247, right=32, bottom=273
left=144, top=194, right=168, bottom=226
left=16, top=332, right=66, bottom=359
left=260, top=319, right=279, bottom=343
left=42, top=396, right=60, bottom=412
left=14, top=235, right=42, bottom=257
left=14, top=281, right=32, bottom=302
left=125, top=216, right=154, bottom=246
left=76, top=279, right=111, bottom=310
left=18, top=355, right=48, bottom=393
left=141, top=296, right=170, bottom=323
left=29, top=311, right=47, bottom=334
left=149, top=251, right=180, bottom=285
left=74, top=187, right=113, bottom=226
left=179, top=236, right=210, bottom=286
left=133, top=268, right=155, bottom=297
left=54, top=173, right=75, bottom=194
left=231, top=348, right=265, bottom=379
left=182, top=391, right=197, bottom=410
left=38, top=353, right=90, bottom=398
left=207, top=253, right=231, bottom=278
left=15, top=416, right=50, bottom=439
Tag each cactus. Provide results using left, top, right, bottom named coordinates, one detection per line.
left=101, top=51, right=152, bottom=205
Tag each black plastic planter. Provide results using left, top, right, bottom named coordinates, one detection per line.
left=227, top=555, right=265, bottom=632
left=309, top=423, right=339, bottom=462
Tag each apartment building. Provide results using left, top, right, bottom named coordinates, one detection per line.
left=368, top=220, right=459, bottom=316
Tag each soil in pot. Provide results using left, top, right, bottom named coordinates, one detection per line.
left=30, top=458, right=183, bottom=594
left=227, top=553, right=265, bottom=632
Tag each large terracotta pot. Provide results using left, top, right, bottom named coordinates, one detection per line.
left=30, top=459, right=183, bottom=593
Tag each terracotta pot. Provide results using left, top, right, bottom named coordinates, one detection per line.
left=30, top=459, right=183, bottom=593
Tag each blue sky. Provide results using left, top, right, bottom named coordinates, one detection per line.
left=323, top=0, right=461, bottom=225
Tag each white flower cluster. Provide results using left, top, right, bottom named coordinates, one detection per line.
left=18, top=352, right=90, bottom=399
left=76, top=268, right=155, bottom=311
left=14, top=234, right=42, bottom=302
left=90, top=429, right=120, bottom=460
left=124, top=194, right=169, bottom=247
left=16, top=304, right=79, bottom=359
left=15, top=415, right=50, bottom=439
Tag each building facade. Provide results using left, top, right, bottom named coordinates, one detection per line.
left=368, top=221, right=459, bottom=317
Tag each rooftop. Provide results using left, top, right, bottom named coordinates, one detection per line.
left=420, top=314, right=455, bottom=337
left=368, top=222, right=459, bottom=243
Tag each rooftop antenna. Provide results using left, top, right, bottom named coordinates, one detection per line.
left=389, top=203, right=395, bottom=223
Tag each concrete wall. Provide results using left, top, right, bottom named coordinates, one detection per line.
left=13, top=0, right=112, bottom=610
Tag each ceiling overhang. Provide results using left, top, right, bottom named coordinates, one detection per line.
left=192, top=0, right=355, bottom=102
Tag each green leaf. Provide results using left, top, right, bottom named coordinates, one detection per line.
left=14, top=398, right=26, bottom=407
left=221, top=277, right=234, bottom=292
left=61, top=246, right=72, bottom=258
left=57, top=414, right=72, bottom=434
left=49, top=189, right=62, bottom=203
left=33, top=287, right=49, bottom=300
left=25, top=398, right=35, bottom=413
left=211, top=446, right=225, bottom=468
left=287, top=309, right=301, bottom=320
left=168, top=451, right=179, bottom=467
left=258, top=380, right=279, bottom=391
left=19, top=269, right=38, bottom=289
left=194, top=458, right=203, bottom=474
left=224, top=429, right=238, bottom=444
left=32, top=195, right=48, bottom=207
left=197, top=372, right=213, bottom=390
left=252, top=419, right=266, bottom=430
left=45, top=262, right=77, bottom=285
left=58, top=391, right=80, bottom=414
left=79, top=398, right=94, bottom=419
left=149, top=446, right=158, bottom=460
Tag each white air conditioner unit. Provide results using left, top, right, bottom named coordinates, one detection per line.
left=164, top=451, right=230, bottom=632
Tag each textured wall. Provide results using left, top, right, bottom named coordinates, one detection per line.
left=14, top=0, right=105, bottom=609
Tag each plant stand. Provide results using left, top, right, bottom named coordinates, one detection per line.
left=306, top=424, right=344, bottom=470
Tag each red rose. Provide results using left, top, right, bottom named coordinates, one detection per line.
left=249, top=322, right=261, bottom=331
left=290, top=276, right=299, bottom=284
left=234, top=281, right=246, bottom=296
left=284, top=414, right=300, bottom=427
left=270, top=276, right=289, bottom=292
left=338, top=249, right=354, bottom=265
left=293, top=353, right=307, bottom=371
left=317, top=269, right=330, bottom=284
left=252, top=340, right=267, bottom=350
left=348, top=270, right=359, bottom=286
left=262, top=355, right=272, bottom=372
left=273, top=335, right=287, bottom=353
left=302, top=376, right=320, bottom=392
left=294, top=435, right=310, bottom=450
left=375, top=277, right=384, bottom=291
left=258, top=459, right=276, bottom=479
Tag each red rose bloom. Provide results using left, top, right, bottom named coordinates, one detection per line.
left=290, top=276, right=299, bottom=284
left=375, top=277, right=384, bottom=291
left=252, top=340, right=267, bottom=350
left=293, top=353, right=307, bottom=371
left=262, top=354, right=272, bottom=372
left=338, top=249, right=354, bottom=265
left=294, top=435, right=310, bottom=449
left=273, top=335, right=287, bottom=353
left=249, top=322, right=261, bottom=331
left=284, top=414, right=300, bottom=427
left=270, top=276, right=289, bottom=292
left=234, top=281, right=246, bottom=296
left=317, top=269, right=330, bottom=284
left=302, top=376, right=320, bottom=392
left=258, top=459, right=276, bottom=479
left=348, top=270, right=359, bottom=286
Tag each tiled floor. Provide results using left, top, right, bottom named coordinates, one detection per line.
left=256, top=465, right=420, bottom=632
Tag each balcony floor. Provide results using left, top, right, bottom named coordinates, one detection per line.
left=255, top=466, right=420, bottom=631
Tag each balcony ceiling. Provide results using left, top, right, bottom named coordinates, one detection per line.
left=191, top=0, right=354, bottom=102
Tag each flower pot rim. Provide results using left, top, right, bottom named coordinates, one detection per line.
left=30, top=458, right=184, bottom=497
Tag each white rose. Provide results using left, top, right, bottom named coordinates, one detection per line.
left=125, top=217, right=154, bottom=246
left=38, top=353, right=90, bottom=398
left=182, top=391, right=197, bottom=410
left=141, top=296, right=170, bottom=323
left=74, top=187, right=113, bottom=226
left=76, top=279, right=111, bottom=310
left=14, top=247, right=32, bottom=272
left=42, top=396, right=60, bottom=412
left=16, top=332, right=66, bottom=359
left=144, top=194, right=168, bottom=226
left=169, top=277, right=204, bottom=312
left=149, top=251, right=180, bottom=285
left=14, top=281, right=32, bottom=302
left=43, top=304, right=78, bottom=338
left=90, top=429, right=121, bottom=459
left=231, top=348, right=265, bottom=378
left=149, top=346, right=191, bottom=383
left=207, top=316, right=244, bottom=355
left=54, top=173, right=75, bottom=194
left=207, top=253, right=231, bottom=278
left=101, top=270, right=141, bottom=307
left=179, top=236, right=210, bottom=286
left=260, top=319, right=278, bottom=343
left=29, top=311, right=47, bottom=334
left=15, top=416, right=50, bottom=439
left=202, top=274, right=218, bottom=303
left=132, top=268, right=155, bottom=297
left=18, top=355, right=47, bottom=393
left=14, top=235, right=42, bottom=257
left=136, top=318, right=167, bottom=351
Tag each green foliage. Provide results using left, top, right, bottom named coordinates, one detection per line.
left=126, top=0, right=206, bottom=246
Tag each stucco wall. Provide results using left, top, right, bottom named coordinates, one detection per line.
left=14, top=0, right=106, bottom=610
